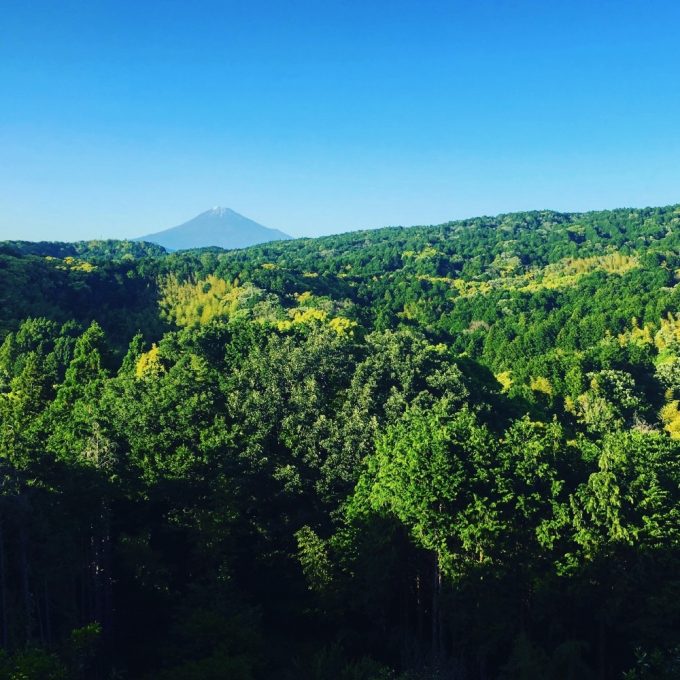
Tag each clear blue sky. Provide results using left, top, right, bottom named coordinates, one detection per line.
left=1, top=0, right=679, bottom=241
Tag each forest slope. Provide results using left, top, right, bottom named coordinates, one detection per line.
left=0, top=204, right=679, bottom=679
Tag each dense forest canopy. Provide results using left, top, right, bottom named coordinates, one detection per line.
left=0, top=204, right=679, bottom=678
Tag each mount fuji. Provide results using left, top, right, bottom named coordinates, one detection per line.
left=136, top=207, right=291, bottom=251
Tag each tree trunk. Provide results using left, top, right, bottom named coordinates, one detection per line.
left=416, top=571, right=424, bottom=644
left=598, top=617, right=606, bottom=680
left=399, top=569, right=408, bottom=667
left=44, top=578, right=52, bottom=645
left=431, top=551, right=441, bottom=665
left=19, top=524, right=31, bottom=643
left=0, top=517, right=7, bottom=648
left=100, top=499, right=114, bottom=645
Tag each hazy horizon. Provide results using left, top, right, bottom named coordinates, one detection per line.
left=3, top=199, right=680, bottom=245
left=2, top=0, right=680, bottom=242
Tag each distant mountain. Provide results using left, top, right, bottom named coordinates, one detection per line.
left=135, top=207, right=291, bottom=251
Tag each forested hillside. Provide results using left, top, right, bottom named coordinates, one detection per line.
left=1, top=204, right=679, bottom=679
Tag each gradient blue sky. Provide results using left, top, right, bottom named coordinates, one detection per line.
left=1, top=0, right=679, bottom=241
